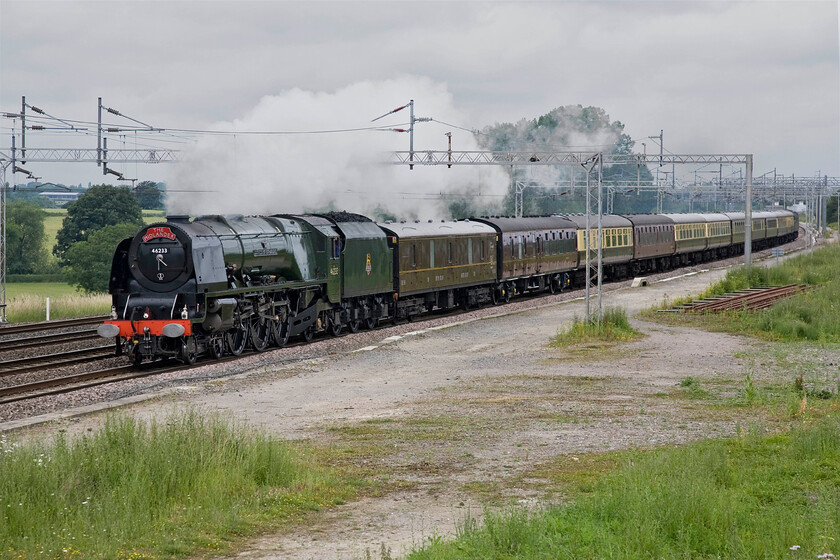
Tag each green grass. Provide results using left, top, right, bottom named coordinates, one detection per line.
left=408, top=414, right=840, bottom=559
left=0, top=410, right=353, bottom=560
left=550, top=307, right=641, bottom=346
left=4, top=283, right=110, bottom=322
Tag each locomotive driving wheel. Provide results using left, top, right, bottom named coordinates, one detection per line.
left=225, top=323, right=249, bottom=356
left=250, top=316, right=271, bottom=352
left=271, top=318, right=290, bottom=347
left=348, top=320, right=360, bottom=333
left=364, top=317, right=377, bottom=330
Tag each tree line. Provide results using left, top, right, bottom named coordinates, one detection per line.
left=6, top=182, right=161, bottom=292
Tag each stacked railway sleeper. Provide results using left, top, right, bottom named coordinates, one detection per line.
left=669, top=284, right=810, bottom=313
left=98, top=209, right=799, bottom=366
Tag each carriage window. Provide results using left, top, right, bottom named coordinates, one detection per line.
left=448, top=242, right=452, bottom=264
left=411, top=244, right=416, bottom=267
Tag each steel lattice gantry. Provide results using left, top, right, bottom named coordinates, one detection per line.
left=0, top=147, right=178, bottom=323
left=0, top=148, right=177, bottom=164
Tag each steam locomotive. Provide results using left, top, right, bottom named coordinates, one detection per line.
left=98, top=209, right=798, bottom=364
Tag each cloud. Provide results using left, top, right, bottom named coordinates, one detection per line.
left=1, top=0, right=837, bottom=189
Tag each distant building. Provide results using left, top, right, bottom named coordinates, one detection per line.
left=39, top=191, right=81, bottom=206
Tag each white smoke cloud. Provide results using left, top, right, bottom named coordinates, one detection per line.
left=168, top=76, right=509, bottom=219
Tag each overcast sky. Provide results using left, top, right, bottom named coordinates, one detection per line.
left=1, top=0, right=838, bottom=214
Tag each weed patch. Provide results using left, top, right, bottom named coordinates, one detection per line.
left=550, top=307, right=642, bottom=347
left=0, top=410, right=352, bottom=559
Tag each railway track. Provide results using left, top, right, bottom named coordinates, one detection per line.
left=1, top=345, right=116, bottom=376
left=0, top=363, right=184, bottom=405
left=0, top=315, right=109, bottom=336
left=0, top=330, right=100, bottom=352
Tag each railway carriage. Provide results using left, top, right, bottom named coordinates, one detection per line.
left=703, top=213, right=735, bottom=259
left=660, top=213, right=710, bottom=265
left=622, top=214, right=676, bottom=274
left=378, top=220, right=497, bottom=319
left=471, top=216, right=578, bottom=300
left=775, top=209, right=799, bottom=241
left=562, top=214, right=634, bottom=281
left=751, top=210, right=799, bottom=250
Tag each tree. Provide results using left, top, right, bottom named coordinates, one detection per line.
left=479, top=105, right=654, bottom=215
left=134, top=180, right=164, bottom=210
left=6, top=200, right=46, bottom=274
left=63, top=223, right=139, bottom=293
left=54, top=184, right=144, bottom=266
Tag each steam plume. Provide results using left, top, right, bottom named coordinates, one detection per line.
left=168, top=76, right=508, bottom=219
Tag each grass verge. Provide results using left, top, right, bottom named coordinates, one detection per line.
left=407, top=413, right=840, bottom=559
left=0, top=410, right=353, bottom=560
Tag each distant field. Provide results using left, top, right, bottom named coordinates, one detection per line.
left=6, top=282, right=80, bottom=299
left=43, top=210, right=64, bottom=264
left=41, top=208, right=165, bottom=263
left=4, top=282, right=110, bottom=322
